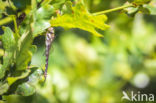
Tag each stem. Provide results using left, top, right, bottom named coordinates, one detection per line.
left=0, top=17, right=13, bottom=26
left=93, top=4, right=133, bottom=15
left=12, top=15, right=20, bottom=39
left=12, top=16, right=17, bottom=32
left=0, top=4, right=133, bottom=25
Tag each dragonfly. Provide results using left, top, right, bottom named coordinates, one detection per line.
left=44, top=27, right=55, bottom=81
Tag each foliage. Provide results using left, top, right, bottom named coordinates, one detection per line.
left=0, top=0, right=156, bottom=102
left=50, top=1, right=109, bottom=37
left=125, top=0, right=156, bottom=15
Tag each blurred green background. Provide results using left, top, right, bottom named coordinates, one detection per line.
left=1, top=0, right=156, bottom=103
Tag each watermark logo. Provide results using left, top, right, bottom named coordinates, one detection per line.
left=122, top=91, right=155, bottom=102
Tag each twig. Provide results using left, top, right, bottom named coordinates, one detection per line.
left=92, top=4, right=133, bottom=15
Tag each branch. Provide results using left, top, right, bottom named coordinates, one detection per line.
left=92, top=4, right=134, bottom=15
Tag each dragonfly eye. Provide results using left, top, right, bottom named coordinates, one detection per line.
left=48, top=27, right=54, bottom=34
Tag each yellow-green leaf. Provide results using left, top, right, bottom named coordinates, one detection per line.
left=50, top=1, right=109, bottom=37
left=7, top=70, right=30, bottom=86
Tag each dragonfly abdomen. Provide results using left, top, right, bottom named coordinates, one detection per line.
left=44, top=27, right=55, bottom=80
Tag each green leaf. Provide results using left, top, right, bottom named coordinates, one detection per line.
left=50, top=1, right=109, bottom=37
left=0, top=82, right=9, bottom=95
left=15, top=67, right=43, bottom=96
left=16, top=50, right=32, bottom=70
left=33, top=21, right=50, bottom=37
left=124, top=6, right=139, bottom=16
left=16, top=31, right=32, bottom=70
left=5, top=67, right=42, bottom=96
left=15, top=83, right=35, bottom=96
left=36, top=5, right=54, bottom=20
left=27, top=68, right=43, bottom=85
left=32, top=4, right=55, bottom=37
left=0, top=27, right=16, bottom=79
